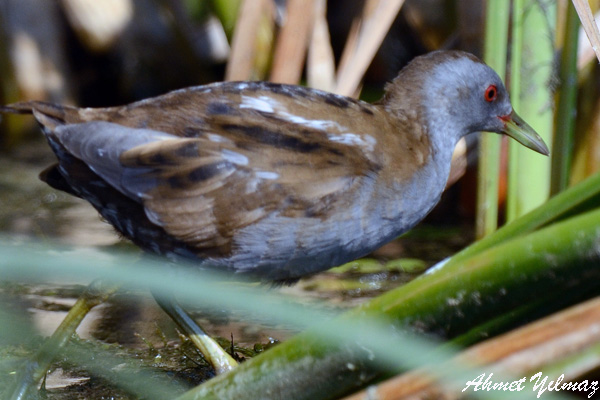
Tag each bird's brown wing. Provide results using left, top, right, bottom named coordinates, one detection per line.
left=120, top=122, right=381, bottom=255
left=5, top=84, right=388, bottom=257
left=50, top=116, right=382, bottom=257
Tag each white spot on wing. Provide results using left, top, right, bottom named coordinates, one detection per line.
left=255, top=171, right=279, bottom=180
left=327, top=133, right=376, bottom=151
left=278, top=112, right=342, bottom=131
left=221, top=149, right=248, bottom=165
left=239, top=94, right=346, bottom=132
left=240, top=95, right=277, bottom=113
left=244, top=171, right=279, bottom=194
left=207, top=133, right=229, bottom=143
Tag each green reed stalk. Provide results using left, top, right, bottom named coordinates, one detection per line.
left=507, top=0, right=554, bottom=220
left=551, top=1, right=579, bottom=195
left=477, top=0, right=510, bottom=238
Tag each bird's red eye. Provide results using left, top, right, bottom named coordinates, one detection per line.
left=485, top=85, right=497, bottom=102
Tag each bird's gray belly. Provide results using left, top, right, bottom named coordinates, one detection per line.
left=203, top=181, right=443, bottom=282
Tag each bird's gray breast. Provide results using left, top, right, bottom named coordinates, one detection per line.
left=209, top=163, right=447, bottom=281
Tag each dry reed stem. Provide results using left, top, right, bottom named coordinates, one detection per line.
left=334, top=0, right=406, bottom=97
left=270, top=0, right=317, bottom=84
left=448, top=139, right=467, bottom=188
left=572, top=0, right=600, bottom=64
left=307, top=0, right=336, bottom=91
left=225, top=0, right=273, bottom=81
left=61, top=0, right=133, bottom=52
left=335, top=17, right=361, bottom=94
left=577, top=10, right=600, bottom=69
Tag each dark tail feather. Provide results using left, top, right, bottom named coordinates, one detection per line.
left=0, top=101, right=70, bottom=115
left=1, top=101, right=80, bottom=131
left=39, top=164, right=80, bottom=197
left=0, top=102, right=36, bottom=114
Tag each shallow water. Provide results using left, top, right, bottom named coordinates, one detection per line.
left=0, top=138, right=473, bottom=398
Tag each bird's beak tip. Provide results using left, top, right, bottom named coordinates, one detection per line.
left=499, top=111, right=550, bottom=156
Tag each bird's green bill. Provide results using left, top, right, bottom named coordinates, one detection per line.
left=500, top=111, right=550, bottom=156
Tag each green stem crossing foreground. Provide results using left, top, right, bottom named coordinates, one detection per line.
left=178, top=181, right=600, bottom=399
left=8, top=281, right=121, bottom=400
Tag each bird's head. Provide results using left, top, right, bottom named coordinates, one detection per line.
left=384, top=50, right=549, bottom=156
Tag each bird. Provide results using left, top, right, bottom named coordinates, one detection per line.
left=2, top=50, right=548, bottom=282
left=1, top=50, right=549, bottom=382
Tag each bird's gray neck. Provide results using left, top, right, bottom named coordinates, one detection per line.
left=423, top=115, right=462, bottom=194
left=383, top=118, right=458, bottom=236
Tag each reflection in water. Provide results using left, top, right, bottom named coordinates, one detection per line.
left=0, top=138, right=117, bottom=246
